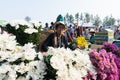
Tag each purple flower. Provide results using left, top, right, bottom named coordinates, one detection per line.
left=101, top=42, right=118, bottom=52
left=89, top=49, right=119, bottom=80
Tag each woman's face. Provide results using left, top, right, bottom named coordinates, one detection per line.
left=56, top=24, right=65, bottom=35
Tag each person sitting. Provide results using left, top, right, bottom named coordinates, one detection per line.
left=89, top=29, right=95, bottom=44
left=41, top=21, right=70, bottom=52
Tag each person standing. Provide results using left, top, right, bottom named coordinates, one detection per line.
left=89, top=29, right=95, bottom=44
left=44, top=23, right=49, bottom=31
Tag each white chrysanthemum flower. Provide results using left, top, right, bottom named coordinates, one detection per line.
left=16, top=76, right=26, bottom=80
left=14, top=62, right=29, bottom=74
left=0, top=33, right=17, bottom=51
left=30, top=21, right=41, bottom=28
left=56, top=69, right=69, bottom=80
left=50, top=55, right=66, bottom=70
left=21, top=43, right=36, bottom=60
left=26, top=61, right=46, bottom=80
left=6, top=40, right=17, bottom=51
left=22, top=43, right=34, bottom=50
left=37, top=52, right=44, bottom=60
left=23, top=51, right=36, bottom=60
left=68, top=67, right=83, bottom=80
left=47, top=47, right=97, bottom=80
left=0, top=64, right=11, bottom=74
left=15, top=25, right=20, bottom=29
left=8, top=20, right=18, bottom=26
left=0, top=64, right=17, bottom=80
left=6, top=69, right=16, bottom=80
left=0, top=51, right=12, bottom=60
left=7, top=52, right=23, bottom=62
left=24, top=28, right=38, bottom=34
left=14, top=46, right=22, bottom=53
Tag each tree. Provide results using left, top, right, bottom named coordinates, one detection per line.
left=90, top=14, right=94, bottom=23
left=25, top=16, right=31, bottom=22
left=103, top=16, right=116, bottom=27
left=93, top=15, right=101, bottom=27
left=65, top=13, right=70, bottom=25
left=65, top=13, right=74, bottom=25
left=64, top=17, right=67, bottom=25
left=85, top=13, right=90, bottom=23
left=80, top=13, right=83, bottom=21
left=69, top=15, right=74, bottom=24
left=117, top=19, right=120, bottom=26
left=75, top=13, right=79, bottom=23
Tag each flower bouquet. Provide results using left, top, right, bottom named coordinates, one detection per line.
left=101, top=42, right=120, bottom=79
left=0, top=33, right=46, bottom=80
left=89, top=49, right=119, bottom=80
left=3, top=20, right=41, bottom=46
left=69, top=36, right=88, bottom=50
left=44, top=47, right=96, bottom=80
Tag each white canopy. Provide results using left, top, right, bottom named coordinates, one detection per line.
left=81, top=22, right=95, bottom=27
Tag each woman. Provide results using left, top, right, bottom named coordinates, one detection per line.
left=41, top=21, right=69, bottom=52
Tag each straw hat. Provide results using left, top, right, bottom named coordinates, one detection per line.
left=90, top=28, right=95, bottom=32
left=118, top=27, right=120, bottom=30
left=54, top=21, right=66, bottom=29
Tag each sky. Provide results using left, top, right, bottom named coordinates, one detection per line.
left=0, top=0, right=120, bottom=26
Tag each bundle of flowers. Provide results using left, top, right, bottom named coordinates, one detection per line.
left=0, top=33, right=46, bottom=80
left=44, top=47, right=96, bottom=80
left=101, top=42, right=120, bottom=79
left=89, top=49, right=118, bottom=80
left=69, top=36, right=88, bottom=50
left=76, top=36, right=87, bottom=47
left=101, top=42, right=120, bottom=57
left=2, top=20, right=41, bottom=45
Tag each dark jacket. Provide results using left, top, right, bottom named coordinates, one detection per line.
left=89, top=34, right=95, bottom=44
left=41, top=32, right=69, bottom=52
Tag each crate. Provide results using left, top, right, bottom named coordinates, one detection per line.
left=95, top=29, right=114, bottom=44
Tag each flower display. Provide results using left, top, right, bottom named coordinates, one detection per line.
left=89, top=49, right=119, bottom=80
left=1, top=27, right=120, bottom=80
left=44, top=47, right=96, bottom=80
left=0, top=33, right=46, bottom=80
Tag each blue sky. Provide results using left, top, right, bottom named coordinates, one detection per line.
left=0, top=0, right=120, bottom=26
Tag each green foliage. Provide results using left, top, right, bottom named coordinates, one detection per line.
left=5, top=23, right=41, bottom=46
left=0, top=60, right=8, bottom=66
left=93, top=15, right=101, bottom=27
left=9, top=58, right=32, bottom=65
left=103, top=16, right=116, bottom=27
left=85, top=13, right=90, bottom=23
left=75, top=13, right=79, bottom=22
left=34, top=54, right=40, bottom=61
left=80, top=13, right=83, bottom=21
left=16, top=71, right=28, bottom=79
left=44, top=55, right=57, bottom=80
left=9, top=58, right=23, bottom=65
left=65, top=13, right=74, bottom=25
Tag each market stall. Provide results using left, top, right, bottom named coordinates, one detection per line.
left=95, top=29, right=114, bottom=44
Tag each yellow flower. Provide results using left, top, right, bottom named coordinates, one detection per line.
left=76, top=36, right=87, bottom=47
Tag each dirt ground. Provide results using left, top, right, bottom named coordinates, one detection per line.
left=90, top=44, right=102, bottom=49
